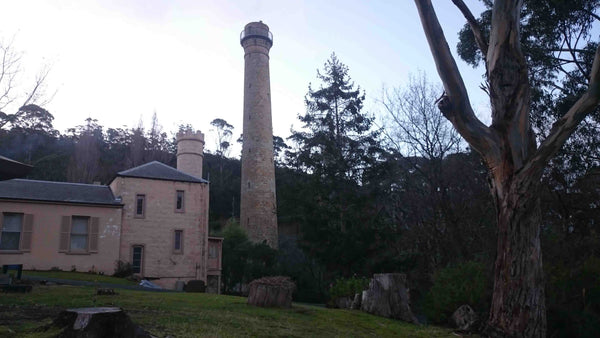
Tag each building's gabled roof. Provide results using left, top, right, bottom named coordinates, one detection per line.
left=0, top=179, right=122, bottom=206
left=115, top=161, right=208, bottom=184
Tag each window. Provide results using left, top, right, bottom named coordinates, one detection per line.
left=70, top=216, right=89, bottom=251
left=132, top=245, right=144, bottom=274
left=135, top=194, right=145, bottom=218
left=209, top=244, right=218, bottom=259
left=59, top=216, right=99, bottom=253
left=175, top=190, right=185, bottom=212
left=173, top=230, right=183, bottom=254
left=0, top=213, right=22, bottom=250
left=0, top=213, right=32, bottom=252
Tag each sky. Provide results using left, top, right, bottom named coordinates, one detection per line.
left=0, top=0, right=488, bottom=154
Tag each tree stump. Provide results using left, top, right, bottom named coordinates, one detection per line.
left=52, top=307, right=151, bottom=338
left=360, top=273, right=418, bottom=324
left=247, top=276, right=295, bottom=308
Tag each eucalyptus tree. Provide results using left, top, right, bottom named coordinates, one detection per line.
left=414, top=0, right=600, bottom=336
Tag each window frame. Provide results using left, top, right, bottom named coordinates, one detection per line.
left=208, top=242, right=219, bottom=259
left=59, top=215, right=99, bottom=254
left=135, top=194, right=146, bottom=218
left=69, top=216, right=90, bottom=253
left=175, top=190, right=185, bottom=213
left=0, top=212, right=23, bottom=252
left=131, top=244, right=145, bottom=274
left=173, top=229, right=184, bottom=254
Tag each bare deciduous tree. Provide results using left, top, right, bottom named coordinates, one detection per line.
left=0, top=36, right=53, bottom=129
left=414, top=0, right=600, bottom=336
left=381, top=72, right=462, bottom=160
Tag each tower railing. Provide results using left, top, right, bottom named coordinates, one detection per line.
left=240, top=27, right=273, bottom=44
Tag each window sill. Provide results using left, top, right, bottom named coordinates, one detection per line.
left=133, top=215, right=145, bottom=219
left=172, top=251, right=183, bottom=255
left=63, top=251, right=93, bottom=255
left=0, top=250, right=24, bottom=254
left=174, top=210, right=185, bottom=213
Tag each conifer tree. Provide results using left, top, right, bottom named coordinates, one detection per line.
left=287, top=53, right=381, bottom=275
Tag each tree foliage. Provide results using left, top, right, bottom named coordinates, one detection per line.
left=288, top=53, right=380, bottom=183
left=285, top=53, right=385, bottom=276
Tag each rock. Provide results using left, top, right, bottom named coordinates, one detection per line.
left=247, top=276, right=295, bottom=308
left=351, top=293, right=362, bottom=310
left=360, top=273, right=418, bottom=324
left=451, top=304, right=479, bottom=331
left=52, top=307, right=151, bottom=337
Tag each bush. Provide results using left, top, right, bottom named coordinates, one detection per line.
left=221, top=220, right=278, bottom=295
left=546, top=255, right=600, bottom=337
left=328, top=276, right=370, bottom=306
left=422, top=261, right=491, bottom=324
left=113, top=260, right=133, bottom=278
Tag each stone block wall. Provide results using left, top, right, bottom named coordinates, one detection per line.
left=110, top=177, right=209, bottom=288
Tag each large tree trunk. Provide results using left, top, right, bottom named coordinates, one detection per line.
left=486, top=176, right=546, bottom=337
left=415, top=0, right=600, bottom=336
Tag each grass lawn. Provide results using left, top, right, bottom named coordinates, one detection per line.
left=0, top=285, right=461, bottom=337
left=21, top=270, right=138, bottom=286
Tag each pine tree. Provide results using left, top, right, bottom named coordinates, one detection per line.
left=288, top=53, right=379, bottom=184
left=287, top=53, right=382, bottom=276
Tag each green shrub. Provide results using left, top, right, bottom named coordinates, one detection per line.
left=113, top=260, right=133, bottom=278
left=422, top=261, right=491, bottom=324
left=328, top=276, right=370, bottom=304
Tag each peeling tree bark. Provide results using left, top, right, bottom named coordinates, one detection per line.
left=414, top=0, right=600, bottom=337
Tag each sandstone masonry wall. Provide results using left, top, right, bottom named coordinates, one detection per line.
left=110, top=177, right=209, bottom=288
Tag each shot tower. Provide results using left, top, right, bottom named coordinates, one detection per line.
left=239, top=21, right=278, bottom=248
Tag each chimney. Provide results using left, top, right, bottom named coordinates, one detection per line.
left=176, top=130, right=205, bottom=179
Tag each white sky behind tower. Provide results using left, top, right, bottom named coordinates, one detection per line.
left=0, top=0, right=488, bottom=156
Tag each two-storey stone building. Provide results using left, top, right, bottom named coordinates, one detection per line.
left=0, top=130, right=222, bottom=291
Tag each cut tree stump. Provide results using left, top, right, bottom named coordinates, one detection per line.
left=52, top=307, right=151, bottom=338
left=247, top=276, right=295, bottom=308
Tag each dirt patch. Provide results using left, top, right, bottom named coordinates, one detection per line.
left=0, top=304, right=62, bottom=326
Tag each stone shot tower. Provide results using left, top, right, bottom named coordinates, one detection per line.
left=239, top=21, right=278, bottom=248
left=176, top=130, right=205, bottom=179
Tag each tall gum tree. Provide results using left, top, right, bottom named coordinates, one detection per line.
left=414, top=0, right=600, bottom=336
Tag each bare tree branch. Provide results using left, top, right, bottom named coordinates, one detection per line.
left=451, top=0, right=488, bottom=64
left=21, top=63, right=51, bottom=107
left=563, top=30, right=588, bottom=77
left=414, top=0, right=499, bottom=164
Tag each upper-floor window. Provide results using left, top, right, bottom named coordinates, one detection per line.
left=0, top=213, right=23, bottom=250
left=175, top=190, right=185, bottom=212
left=135, top=194, right=145, bottom=218
left=209, top=243, right=219, bottom=259
left=173, top=230, right=183, bottom=254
